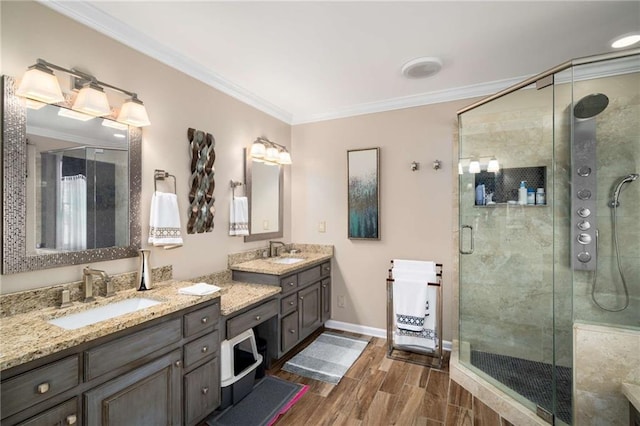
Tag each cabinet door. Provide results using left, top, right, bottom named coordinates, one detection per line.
left=281, top=312, right=299, bottom=353
left=84, top=350, right=181, bottom=426
left=321, top=278, right=331, bottom=323
left=299, top=282, right=321, bottom=339
left=183, top=357, right=220, bottom=426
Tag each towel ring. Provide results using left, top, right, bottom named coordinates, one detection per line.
left=154, top=169, right=177, bottom=193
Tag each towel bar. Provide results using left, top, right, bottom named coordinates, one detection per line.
left=386, top=261, right=444, bottom=369
left=230, top=180, right=243, bottom=198
left=154, top=169, right=177, bottom=193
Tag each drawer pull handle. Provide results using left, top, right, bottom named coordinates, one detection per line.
left=175, top=360, right=182, bottom=367
left=255, top=315, right=261, bottom=321
left=300, top=296, right=304, bottom=300
left=201, top=346, right=208, bottom=353
left=201, top=387, right=209, bottom=395
left=201, top=317, right=208, bottom=324
left=36, top=382, right=50, bottom=394
left=289, top=301, right=295, bottom=306
left=289, top=329, right=296, bottom=334
left=66, top=414, right=77, bottom=425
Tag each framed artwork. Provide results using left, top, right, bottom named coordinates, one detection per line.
left=347, top=147, right=380, bottom=240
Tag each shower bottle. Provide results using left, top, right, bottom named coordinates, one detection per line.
left=518, top=181, right=527, bottom=205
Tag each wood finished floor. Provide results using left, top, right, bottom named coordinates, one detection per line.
left=267, top=329, right=514, bottom=426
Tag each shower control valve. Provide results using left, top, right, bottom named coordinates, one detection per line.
left=577, top=207, right=591, bottom=218
left=577, top=220, right=591, bottom=231
left=577, top=233, right=592, bottom=245
left=577, top=189, right=592, bottom=200
left=577, top=252, right=592, bottom=263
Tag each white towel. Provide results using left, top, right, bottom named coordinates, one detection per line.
left=148, top=191, right=183, bottom=249
left=229, top=197, right=249, bottom=236
left=178, top=282, right=221, bottom=296
left=392, top=259, right=438, bottom=350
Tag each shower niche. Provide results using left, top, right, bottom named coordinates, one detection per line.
left=473, top=166, right=546, bottom=206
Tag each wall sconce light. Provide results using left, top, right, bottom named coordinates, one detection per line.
left=249, top=137, right=292, bottom=165
left=15, top=58, right=151, bottom=127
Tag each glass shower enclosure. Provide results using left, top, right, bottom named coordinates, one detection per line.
left=457, top=49, right=639, bottom=425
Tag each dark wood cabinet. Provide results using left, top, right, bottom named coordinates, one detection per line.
left=299, top=282, right=321, bottom=340
left=321, top=278, right=331, bottom=323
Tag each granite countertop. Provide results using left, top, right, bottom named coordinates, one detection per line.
left=230, top=252, right=332, bottom=276
left=0, top=279, right=280, bottom=371
left=622, top=382, right=640, bottom=411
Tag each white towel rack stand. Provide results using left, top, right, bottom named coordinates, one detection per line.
left=386, top=261, right=444, bottom=369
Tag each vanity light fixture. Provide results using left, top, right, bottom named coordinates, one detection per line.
left=16, top=58, right=151, bottom=126
left=468, top=160, right=481, bottom=174
left=487, top=157, right=500, bottom=173
left=249, top=137, right=292, bottom=165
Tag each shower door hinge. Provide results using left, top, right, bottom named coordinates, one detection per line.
left=536, top=405, right=554, bottom=424
left=536, top=75, right=554, bottom=90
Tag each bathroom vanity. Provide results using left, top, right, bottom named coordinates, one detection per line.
left=0, top=282, right=221, bottom=426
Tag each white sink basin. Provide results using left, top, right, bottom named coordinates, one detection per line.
left=48, top=297, right=161, bottom=330
left=270, top=257, right=305, bottom=265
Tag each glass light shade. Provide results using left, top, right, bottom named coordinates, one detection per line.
left=16, top=66, right=64, bottom=104
left=458, top=162, right=463, bottom=175
left=117, top=98, right=151, bottom=127
left=265, top=146, right=280, bottom=163
left=250, top=141, right=266, bottom=159
left=58, top=108, right=94, bottom=122
left=468, top=160, right=481, bottom=174
left=278, top=151, right=292, bottom=165
left=73, top=84, right=111, bottom=117
left=487, top=158, right=500, bottom=173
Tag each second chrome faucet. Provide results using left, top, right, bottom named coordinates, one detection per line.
left=82, top=267, right=113, bottom=302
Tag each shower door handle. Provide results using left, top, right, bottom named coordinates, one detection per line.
left=460, top=225, right=474, bottom=255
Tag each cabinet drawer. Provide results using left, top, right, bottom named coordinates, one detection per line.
left=85, top=318, right=182, bottom=381
left=320, top=262, right=331, bottom=277
left=184, top=302, right=220, bottom=338
left=281, top=313, right=299, bottom=354
left=226, top=299, right=278, bottom=340
left=17, top=397, right=79, bottom=426
left=280, top=292, right=298, bottom=316
left=1, top=355, right=79, bottom=418
left=184, top=330, right=219, bottom=370
left=279, top=274, right=298, bottom=294
left=184, top=357, right=220, bottom=426
left=299, top=265, right=321, bottom=286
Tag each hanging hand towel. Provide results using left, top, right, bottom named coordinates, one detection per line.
left=394, top=286, right=438, bottom=350
left=149, top=191, right=183, bottom=249
left=393, top=278, right=430, bottom=332
left=229, top=196, right=250, bottom=236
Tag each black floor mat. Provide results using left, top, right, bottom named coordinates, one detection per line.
left=471, top=350, right=572, bottom=424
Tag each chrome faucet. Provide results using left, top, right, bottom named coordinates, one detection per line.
left=83, top=267, right=112, bottom=302
left=268, top=241, right=286, bottom=257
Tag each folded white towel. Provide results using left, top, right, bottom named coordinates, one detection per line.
left=393, top=279, right=429, bottom=332
left=229, top=197, right=250, bottom=236
left=178, top=282, right=221, bottom=296
left=149, top=191, right=183, bottom=249
left=394, top=286, right=438, bottom=350
left=393, top=259, right=436, bottom=274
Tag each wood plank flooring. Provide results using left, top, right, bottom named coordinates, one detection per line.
left=268, top=329, right=515, bottom=426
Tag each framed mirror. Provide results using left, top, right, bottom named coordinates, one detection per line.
left=243, top=148, right=283, bottom=242
left=2, top=76, right=141, bottom=274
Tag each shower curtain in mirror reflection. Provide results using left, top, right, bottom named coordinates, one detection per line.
left=56, top=174, right=87, bottom=251
left=347, top=147, right=380, bottom=240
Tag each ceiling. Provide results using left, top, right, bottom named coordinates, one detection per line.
left=43, top=1, right=640, bottom=124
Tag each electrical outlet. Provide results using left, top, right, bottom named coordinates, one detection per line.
left=337, top=295, right=345, bottom=308
left=318, top=221, right=326, bottom=233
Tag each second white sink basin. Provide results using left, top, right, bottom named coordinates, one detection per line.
left=48, top=297, right=161, bottom=330
left=270, top=257, right=305, bottom=265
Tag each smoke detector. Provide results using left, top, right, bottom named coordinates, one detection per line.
left=401, top=57, right=442, bottom=79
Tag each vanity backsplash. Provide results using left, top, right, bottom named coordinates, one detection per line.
left=227, top=243, right=334, bottom=266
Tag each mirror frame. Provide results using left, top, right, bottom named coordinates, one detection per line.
left=243, top=148, right=283, bottom=242
left=2, top=75, right=141, bottom=274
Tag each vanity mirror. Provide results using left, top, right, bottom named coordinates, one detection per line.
left=2, top=76, right=141, bottom=274
left=243, top=148, right=283, bottom=242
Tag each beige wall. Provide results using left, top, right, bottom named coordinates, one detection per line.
left=291, top=101, right=475, bottom=341
left=0, top=1, right=291, bottom=293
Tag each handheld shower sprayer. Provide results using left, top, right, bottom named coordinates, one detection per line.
left=610, top=173, right=639, bottom=207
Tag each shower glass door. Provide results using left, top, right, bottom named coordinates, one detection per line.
left=458, top=81, right=564, bottom=422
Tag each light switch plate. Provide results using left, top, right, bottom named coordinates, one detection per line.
left=318, top=221, right=326, bottom=233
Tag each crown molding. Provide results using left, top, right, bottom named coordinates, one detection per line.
left=39, top=0, right=294, bottom=124
left=290, top=75, right=532, bottom=125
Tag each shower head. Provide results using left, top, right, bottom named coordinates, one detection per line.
left=610, top=173, right=639, bottom=207
left=574, top=93, right=609, bottom=119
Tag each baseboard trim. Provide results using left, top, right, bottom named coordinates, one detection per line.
left=325, top=319, right=452, bottom=351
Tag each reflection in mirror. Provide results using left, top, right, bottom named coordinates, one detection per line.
left=243, top=148, right=283, bottom=242
left=2, top=76, right=141, bottom=274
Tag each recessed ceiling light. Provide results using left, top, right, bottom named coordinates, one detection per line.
left=611, top=33, right=640, bottom=49
left=401, top=57, right=442, bottom=79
